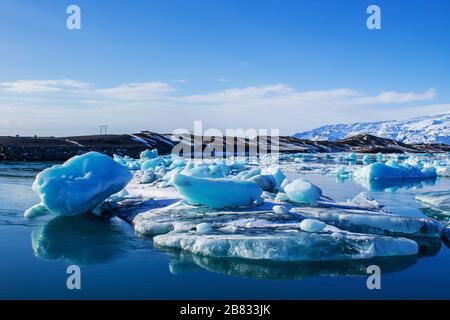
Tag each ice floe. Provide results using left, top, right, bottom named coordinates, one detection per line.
left=28, top=149, right=450, bottom=264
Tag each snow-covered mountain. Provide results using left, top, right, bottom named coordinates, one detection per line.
left=293, top=112, right=450, bottom=145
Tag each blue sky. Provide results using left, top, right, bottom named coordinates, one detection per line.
left=1, top=0, right=450, bottom=136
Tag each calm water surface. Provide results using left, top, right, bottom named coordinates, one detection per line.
left=0, top=162, right=449, bottom=299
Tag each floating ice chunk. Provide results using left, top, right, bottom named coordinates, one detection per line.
left=347, top=153, right=357, bottom=161
left=153, top=231, right=418, bottom=261
left=209, top=165, right=226, bottom=178
left=416, top=191, right=450, bottom=213
left=272, top=205, right=288, bottom=214
left=91, top=199, right=119, bottom=218
left=348, top=192, right=382, bottom=210
left=362, top=154, right=375, bottom=165
left=284, top=179, right=322, bottom=205
left=127, top=160, right=141, bottom=171
left=336, top=166, right=351, bottom=178
left=293, top=207, right=443, bottom=238
left=172, top=173, right=262, bottom=209
left=376, top=153, right=384, bottom=162
left=31, top=152, right=132, bottom=216
left=237, top=168, right=261, bottom=180
left=141, top=171, right=157, bottom=184
left=275, top=192, right=290, bottom=202
left=24, top=203, right=50, bottom=219
left=169, top=158, right=186, bottom=169
left=113, top=154, right=127, bottom=166
left=300, top=219, right=326, bottom=232
left=280, top=178, right=291, bottom=190
left=196, top=223, right=213, bottom=234
left=141, top=158, right=162, bottom=171
left=135, top=220, right=174, bottom=235
left=254, top=197, right=264, bottom=206
left=263, top=167, right=286, bottom=187
left=140, top=148, right=158, bottom=160
left=436, top=166, right=450, bottom=177
left=182, top=163, right=212, bottom=178
left=354, top=161, right=437, bottom=180
left=248, top=174, right=278, bottom=192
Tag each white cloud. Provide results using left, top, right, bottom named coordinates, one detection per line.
left=1, top=79, right=90, bottom=93
left=353, top=88, right=436, bottom=105
left=217, top=78, right=228, bottom=83
left=96, top=82, right=174, bottom=100
left=0, top=80, right=445, bottom=136
left=182, top=84, right=297, bottom=104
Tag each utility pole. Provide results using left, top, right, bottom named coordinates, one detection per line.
left=99, top=125, right=108, bottom=135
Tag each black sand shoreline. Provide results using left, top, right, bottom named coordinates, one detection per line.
left=1, top=132, right=448, bottom=161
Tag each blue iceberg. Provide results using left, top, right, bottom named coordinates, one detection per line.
left=31, top=152, right=132, bottom=216
left=172, top=173, right=262, bottom=209
left=354, top=161, right=437, bottom=180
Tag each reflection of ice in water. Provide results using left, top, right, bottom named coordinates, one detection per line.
left=416, top=191, right=450, bottom=223
left=354, top=177, right=437, bottom=192
left=165, top=249, right=420, bottom=280
left=31, top=214, right=137, bottom=265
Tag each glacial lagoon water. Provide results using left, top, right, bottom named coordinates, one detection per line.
left=0, top=161, right=449, bottom=299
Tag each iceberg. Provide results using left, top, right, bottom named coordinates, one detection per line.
left=31, top=152, right=132, bottom=216
left=172, top=173, right=262, bottom=209
left=354, top=161, right=437, bottom=180
left=284, top=179, right=322, bottom=205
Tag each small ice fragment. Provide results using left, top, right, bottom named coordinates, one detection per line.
left=196, top=223, right=213, bottom=234
left=275, top=192, right=290, bottom=202
left=349, top=192, right=382, bottom=210
left=273, top=205, right=288, bottom=214
left=248, top=174, right=278, bottom=192
left=24, top=203, right=50, bottom=219
left=300, top=219, right=326, bottom=232
left=254, top=197, right=264, bottom=206
left=140, top=148, right=158, bottom=160
left=141, top=171, right=157, bottom=184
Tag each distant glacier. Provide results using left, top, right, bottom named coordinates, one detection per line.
left=294, top=112, right=450, bottom=145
